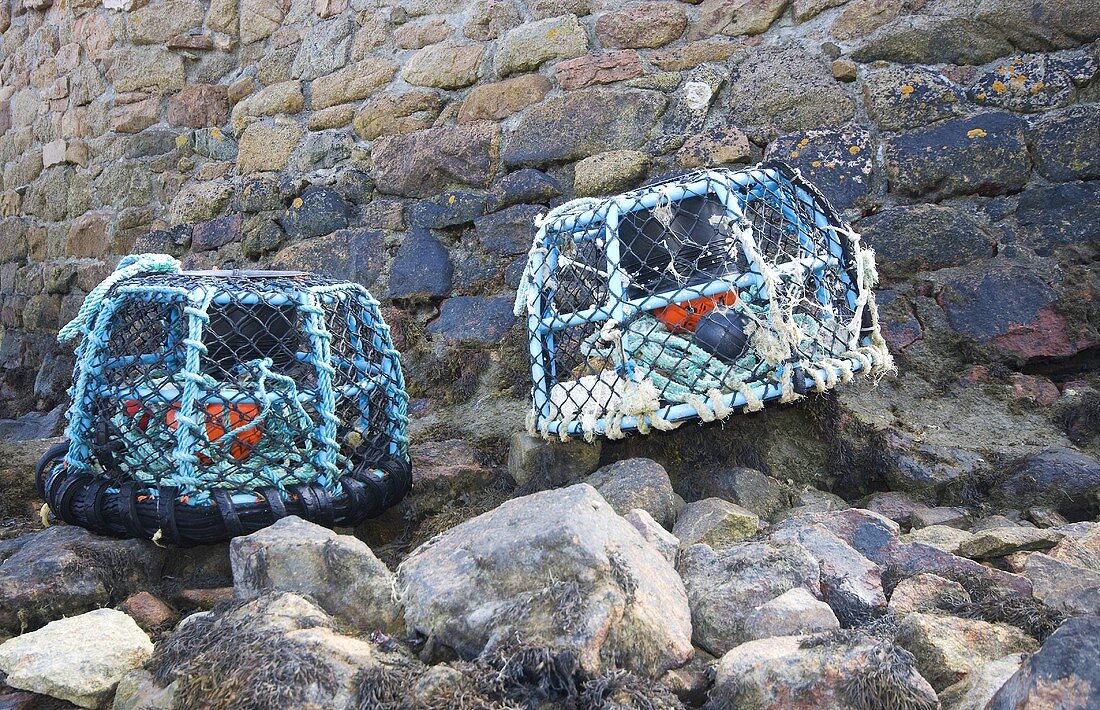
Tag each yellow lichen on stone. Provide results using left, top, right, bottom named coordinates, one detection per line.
left=900, top=84, right=914, bottom=97
left=967, top=128, right=987, bottom=139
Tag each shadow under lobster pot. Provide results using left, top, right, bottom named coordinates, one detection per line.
left=517, top=161, right=892, bottom=443
left=39, top=265, right=411, bottom=545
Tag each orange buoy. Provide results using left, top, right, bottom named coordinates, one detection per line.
left=167, top=402, right=263, bottom=463
left=653, top=291, right=737, bottom=333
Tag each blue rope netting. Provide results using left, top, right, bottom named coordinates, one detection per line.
left=516, top=161, right=894, bottom=442
left=46, top=255, right=409, bottom=521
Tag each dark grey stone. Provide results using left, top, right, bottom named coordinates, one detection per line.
left=989, top=617, right=1100, bottom=709
left=388, top=229, right=453, bottom=299
left=427, top=296, right=517, bottom=343
left=486, top=169, right=563, bottom=212
left=407, top=192, right=486, bottom=229
left=191, top=213, right=243, bottom=252
left=1027, top=104, right=1100, bottom=182
left=858, top=204, right=996, bottom=278
left=767, top=126, right=874, bottom=211
left=885, top=112, right=1030, bottom=199
left=474, top=204, right=542, bottom=256
left=278, top=186, right=351, bottom=240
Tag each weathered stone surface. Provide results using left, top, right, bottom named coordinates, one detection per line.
left=240, top=0, right=285, bottom=44
left=693, top=0, right=789, bottom=39
left=674, top=498, right=759, bottom=549
left=167, top=84, right=229, bottom=128
left=118, top=591, right=177, bottom=637
left=388, top=229, right=453, bottom=299
left=1015, top=181, right=1100, bottom=256
left=396, top=484, right=693, bottom=677
left=0, top=608, right=152, bottom=708
left=650, top=39, right=739, bottom=71
left=885, top=112, right=1030, bottom=199
left=728, top=45, right=856, bottom=141
left=473, top=203, right=541, bottom=254
left=896, top=612, right=1038, bottom=692
left=292, top=16, right=352, bottom=81
left=743, top=587, right=840, bottom=640
left=353, top=91, right=443, bottom=140
left=463, top=0, right=522, bottom=41
left=278, top=186, right=349, bottom=239
left=406, top=439, right=496, bottom=515
left=311, top=58, right=399, bottom=110
left=677, top=123, right=751, bottom=168
left=127, top=0, right=204, bottom=45
left=403, top=42, right=484, bottom=89
left=373, top=122, right=500, bottom=197
left=505, top=89, right=667, bottom=166
left=554, top=50, right=642, bottom=90
left=958, top=527, right=1063, bottom=560
left=710, top=633, right=939, bottom=708
left=677, top=539, right=820, bottom=654
left=231, top=516, right=401, bottom=633
left=395, top=17, right=453, bottom=49
left=230, top=80, right=304, bottom=126
left=573, top=150, right=650, bottom=196
left=307, top=104, right=355, bottom=130
left=680, top=466, right=788, bottom=520
left=969, top=52, right=1095, bottom=113
left=408, top=191, right=486, bottom=229
left=494, top=14, right=588, bottom=76
left=863, top=66, right=965, bottom=131
left=939, top=653, right=1028, bottom=710
left=904, top=525, right=976, bottom=555
left=1023, top=552, right=1100, bottom=616
left=1028, top=104, right=1100, bottom=182
left=426, top=296, right=516, bottom=343
left=859, top=204, right=995, bottom=278
left=935, top=263, right=1089, bottom=361
left=166, top=178, right=233, bottom=226
left=767, top=126, right=873, bottom=211
left=851, top=16, right=1014, bottom=65
left=911, top=507, right=970, bottom=530
left=989, top=617, right=1100, bottom=710
left=829, top=0, right=902, bottom=40
left=191, top=214, right=242, bottom=251
left=772, top=522, right=887, bottom=625
left=271, top=228, right=384, bottom=287
left=458, top=74, right=550, bottom=122
left=107, top=47, right=185, bottom=93
left=623, top=508, right=680, bottom=565
left=596, top=3, right=687, bottom=48
left=885, top=541, right=1033, bottom=600
left=584, top=458, right=677, bottom=529
left=506, top=432, right=601, bottom=489
left=879, top=430, right=985, bottom=501
left=888, top=572, right=969, bottom=615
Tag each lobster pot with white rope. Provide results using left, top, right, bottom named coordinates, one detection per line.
left=515, top=161, right=893, bottom=442
left=38, top=260, right=411, bottom=545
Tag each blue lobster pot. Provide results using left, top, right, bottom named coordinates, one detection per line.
left=37, top=256, right=410, bottom=545
left=515, top=161, right=893, bottom=442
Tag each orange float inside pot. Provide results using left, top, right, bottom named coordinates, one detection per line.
left=166, top=403, right=263, bottom=463
left=653, top=291, right=737, bottom=333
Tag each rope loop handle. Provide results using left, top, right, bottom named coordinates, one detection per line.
left=58, top=253, right=182, bottom=343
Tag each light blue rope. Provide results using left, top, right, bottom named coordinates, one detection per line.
left=58, top=254, right=181, bottom=343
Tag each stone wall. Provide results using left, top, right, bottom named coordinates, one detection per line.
left=0, top=0, right=1098, bottom=451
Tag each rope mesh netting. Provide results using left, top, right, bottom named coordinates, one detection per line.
left=515, top=161, right=894, bottom=443
left=38, top=255, right=410, bottom=545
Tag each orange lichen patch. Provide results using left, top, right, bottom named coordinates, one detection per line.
left=976, top=92, right=987, bottom=100
left=811, top=160, right=822, bottom=168
left=848, top=145, right=860, bottom=155
left=448, top=194, right=456, bottom=204
left=790, top=150, right=799, bottom=158
left=1031, top=82, right=1045, bottom=94
left=967, top=128, right=987, bottom=139
left=799, top=137, right=810, bottom=147
left=292, top=197, right=304, bottom=208
left=899, top=84, right=914, bottom=97
left=992, top=80, right=1007, bottom=93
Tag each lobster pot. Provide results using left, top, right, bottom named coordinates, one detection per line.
left=516, top=161, right=893, bottom=442
left=39, top=265, right=410, bottom=545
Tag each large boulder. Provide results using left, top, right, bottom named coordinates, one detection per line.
left=0, top=526, right=169, bottom=634
left=997, top=449, right=1100, bottom=519
left=583, top=458, right=678, bottom=529
left=506, top=432, right=601, bottom=489
left=989, top=616, right=1100, bottom=709
left=677, top=539, right=820, bottom=655
left=709, top=634, right=939, bottom=709
left=895, top=612, right=1039, bottom=692
left=771, top=523, right=888, bottom=626
left=0, top=608, right=152, bottom=708
left=1023, top=552, right=1100, bottom=616
left=673, top=498, right=760, bottom=548
left=230, top=516, right=401, bottom=634
left=395, top=484, right=693, bottom=677
left=858, top=204, right=996, bottom=279
left=678, top=466, right=789, bottom=520
left=743, top=588, right=840, bottom=640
